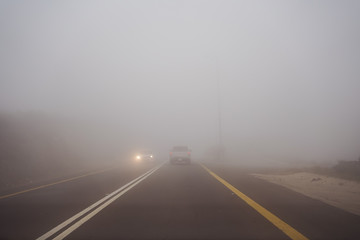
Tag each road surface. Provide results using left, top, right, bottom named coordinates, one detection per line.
left=1, top=161, right=360, bottom=239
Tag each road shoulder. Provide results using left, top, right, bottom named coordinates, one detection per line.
left=252, top=171, right=360, bottom=216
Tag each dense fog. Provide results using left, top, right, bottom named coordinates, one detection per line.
left=1, top=0, right=360, bottom=175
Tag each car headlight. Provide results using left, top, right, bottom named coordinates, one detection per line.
left=150, top=155, right=153, bottom=158
left=136, top=155, right=141, bottom=160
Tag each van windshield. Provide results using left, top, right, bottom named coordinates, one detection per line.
left=173, top=146, right=188, bottom=151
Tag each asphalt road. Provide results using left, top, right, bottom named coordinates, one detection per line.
left=1, top=161, right=360, bottom=240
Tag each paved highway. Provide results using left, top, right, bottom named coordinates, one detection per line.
left=0, top=161, right=360, bottom=239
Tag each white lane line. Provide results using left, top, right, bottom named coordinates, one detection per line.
left=54, top=165, right=160, bottom=240
left=37, top=163, right=164, bottom=240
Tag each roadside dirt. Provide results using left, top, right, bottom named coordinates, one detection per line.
left=252, top=172, right=360, bottom=216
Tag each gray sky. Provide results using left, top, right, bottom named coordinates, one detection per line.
left=1, top=1, right=360, bottom=164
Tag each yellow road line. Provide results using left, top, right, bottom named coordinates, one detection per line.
left=201, top=164, right=309, bottom=240
left=0, top=167, right=115, bottom=200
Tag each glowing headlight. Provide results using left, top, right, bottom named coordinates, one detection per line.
left=136, top=155, right=141, bottom=160
left=150, top=155, right=153, bottom=158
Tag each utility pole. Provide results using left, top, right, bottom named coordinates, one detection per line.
left=216, top=57, right=223, bottom=161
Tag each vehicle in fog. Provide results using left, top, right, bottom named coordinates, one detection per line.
left=135, top=150, right=155, bottom=163
left=169, top=146, right=191, bottom=164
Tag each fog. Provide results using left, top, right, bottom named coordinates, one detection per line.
left=1, top=1, right=360, bottom=170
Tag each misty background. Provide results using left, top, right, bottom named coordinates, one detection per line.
left=1, top=0, right=360, bottom=185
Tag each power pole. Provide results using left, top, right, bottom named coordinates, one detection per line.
left=216, top=57, right=223, bottom=161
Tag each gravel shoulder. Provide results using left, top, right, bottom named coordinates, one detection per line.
left=252, top=172, right=360, bottom=216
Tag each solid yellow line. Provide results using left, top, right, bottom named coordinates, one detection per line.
left=200, top=164, right=309, bottom=240
left=0, top=167, right=115, bottom=200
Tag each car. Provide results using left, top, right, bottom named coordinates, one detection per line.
left=134, top=150, right=155, bottom=163
left=169, top=146, right=191, bottom=164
